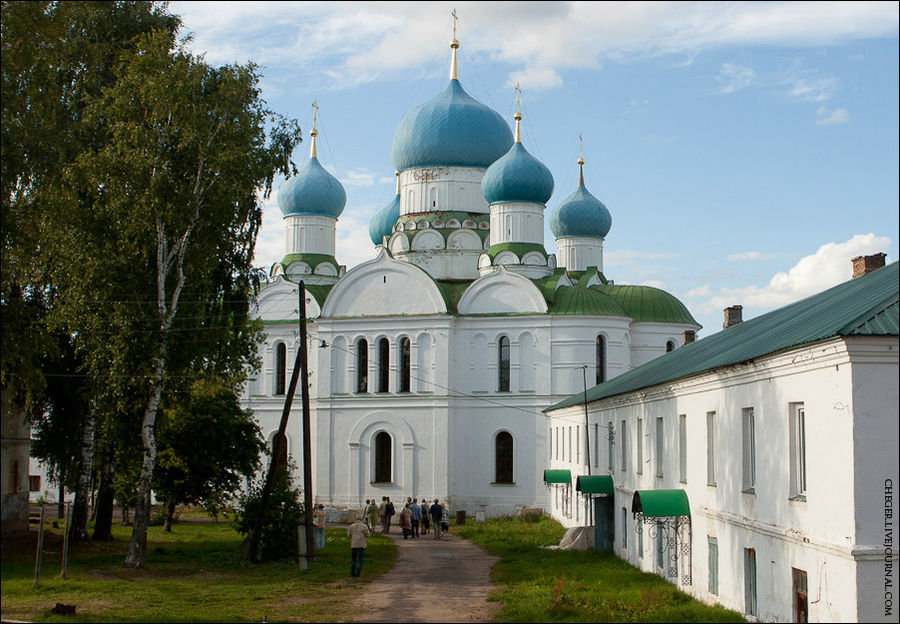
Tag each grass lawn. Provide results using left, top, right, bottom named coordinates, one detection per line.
left=1, top=514, right=396, bottom=623
left=456, top=516, right=744, bottom=623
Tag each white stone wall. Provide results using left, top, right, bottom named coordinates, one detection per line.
left=546, top=335, right=900, bottom=622
left=556, top=236, right=604, bottom=272
left=488, top=202, right=545, bottom=246
left=399, top=167, right=489, bottom=216
left=284, top=214, right=336, bottom=256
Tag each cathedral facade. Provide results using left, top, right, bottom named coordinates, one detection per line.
left=242, top=37, right=700, bottom=516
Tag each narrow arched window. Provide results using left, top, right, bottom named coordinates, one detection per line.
left=374, top=431, right=392, bottom=483
left=378, top=338, right=390, bottom=393
left=399, top=337, right=411, bottom=393
left=275, top=343, right=286, bottom=395
left=498, top=336, right=510, bottom=392
left=666, top=340, right=676, bottom=353
left=596, top=335, right=606, bottom=385
left=356, top=339, right=368, bottom=393
left=495, top=431, right=513, bottom=483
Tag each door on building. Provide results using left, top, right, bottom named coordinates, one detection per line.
left=593, top=496, right=614, bottom=551
left=792, top=568, right=808, bottom=623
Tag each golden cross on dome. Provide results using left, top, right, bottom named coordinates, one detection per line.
left=515, top=82, right=521, bottom=115
left=451, top=8, right=458, bottom=41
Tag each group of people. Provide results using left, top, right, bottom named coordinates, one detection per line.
left=347, top=496, right=451, bottom=577
left=363, top=497, right=449, bottom=540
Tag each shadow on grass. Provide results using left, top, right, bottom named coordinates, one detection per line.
left=1, top=519, right=397, bottom=623
left=458, top=517, right=744, bottom=623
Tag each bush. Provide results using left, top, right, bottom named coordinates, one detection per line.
left=233, top=463, right=304, bottom=561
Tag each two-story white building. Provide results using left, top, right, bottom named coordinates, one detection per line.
left=545, top=255, right=899, bottom=622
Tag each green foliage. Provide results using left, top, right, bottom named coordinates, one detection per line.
left=457, top=517, right=744, bottom=623
left=233, top=463, right=305, bottom=562
left=154, top=376, right=264, bottom=517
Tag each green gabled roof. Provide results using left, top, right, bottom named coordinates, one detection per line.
left=593, top=284, right=698, bottom=325
left=549, top=284, right=627, bottom=316
left=433, top=280, right=474, bottom=314
left=548, top=262, right=899, bottom=412
left=305, top=284, right=334, bottom=308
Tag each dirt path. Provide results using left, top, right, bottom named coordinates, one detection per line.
left=351, top=528, right=500, bottom=623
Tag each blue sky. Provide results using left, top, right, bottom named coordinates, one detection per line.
left=170, top=1, right=899, bottom=336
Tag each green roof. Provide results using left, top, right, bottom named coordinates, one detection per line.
left=279, top=253, right=343, bottom=273
left=593, top=284, right=698, bottom=325
left=305, top=283, right=335, bottom=308
left=433, top=280, right=474, bottom=314
left=549, top=285, right=627, bottom=316
left=576, top=474, right=614, bottom=494
left=631, top=489, right=690, bottom=517
left=547, top=262, right=899, bottom=411
left=543, top=469, right=572, bottom=484
left=486, top=242, right=547, bottom=260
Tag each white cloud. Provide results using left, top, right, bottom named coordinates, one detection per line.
left=687, top=233, right=892, bottom=314
left=816, top=106, right=850, bottom=125
left=336, top=214, right=379, bottom=270
left=251, top=193, right=285, bottom=270
left=170, top=1, right=899, bottom=90
left=716, top=63, right=756, bottom=93
left=784, top=74, right=839, bottom=101
left=727, top=251, right=774, bottom=262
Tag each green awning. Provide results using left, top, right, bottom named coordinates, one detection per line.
left=631, top=489, right=690, bottom=517
left=543, top=469, right=571, bottom=484
left=576, top=474, right=613, bottom=494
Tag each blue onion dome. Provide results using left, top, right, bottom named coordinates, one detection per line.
left=482, top=142, right=554, bottom=205
left=369, top=191, right=400, bottom=245
left=278, top=155, right=346, bottom=219
left=549, top=159, right=611, bottom=238
left=391, top=80, right=513, bottom=172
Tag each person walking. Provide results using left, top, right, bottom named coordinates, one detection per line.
left=410, top=498, right=421, bottom=538
left=314, top=503, right=327, bottom=548
left=419, top=498, right=430, bottom=535
left=365, top=498, right=379, bottom=532
left=399, top=503, right=413, bottom=539
left=347, top=517, right=370, bottom=578
left=384, top=497, right=395, bottom=534
left=378, top=496, right=388, bottom=533
left=441, top=502, right=450, bottom=535
left=429, top=499, right=443, bottom=540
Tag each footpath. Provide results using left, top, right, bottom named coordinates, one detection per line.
left=350, top=528, right=500, bottom=623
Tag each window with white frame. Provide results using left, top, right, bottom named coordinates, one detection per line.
left=594, top=423, right=599, bottom=468
left=620, top=420, right=627, bottom=471
left=742, top=407, right=756, bottom=493
left=568, top=426, right=572, bottom=463
left=621, top=507, right=628, bottom=548
left=636, top=418, right=643, bottom=474
left=679, top=414, right=687, bottom=483
left=790, top=402, right=807, bottom=499
left=655, top=416, right=664, bottom=478
left=274, top=342, right=287, bottom=396
left=706, top=411, right=716, bottom=486
left=607, top=421, right=614, bottom=472
left=576, top=425, right=580, bottom=464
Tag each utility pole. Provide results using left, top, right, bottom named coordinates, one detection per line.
left=298, top=281, right=315, bottom=565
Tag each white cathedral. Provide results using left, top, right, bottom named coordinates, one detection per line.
left=242, top=36, right=701, bottom=517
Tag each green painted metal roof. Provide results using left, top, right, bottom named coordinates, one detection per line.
left=631, top=489, right=690, bottom=517
left=593, top=284, right=698, bottom=325
left=548, top=262, right=899, bottom=411
left=433, top=279, right=474, bottom=315
left=576, top=474, right=613, bottom=494
left=279, top=253, right=342, bottom=272
left=486, top=242, right=547, bottom=260
left=543, top=469, right=572, bottom=484
left=305, top=284, right=335, bottom=309
left=549, top=285, right=627, bottom=316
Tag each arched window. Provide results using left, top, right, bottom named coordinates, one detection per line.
left=275, top=342, right=286, bottom=395
left=378, top=338, right=390, bottom=393
left=498, top=336, right=510, bottom=392
left=374, top=431, right=392, bottom=483
left=666, top=340, right=676, bottom=353
left=495, top=431, right=513, bottom=483
left=399, top=337, right=411, bottom=393
left=356, top=339, right=368, bottom=393
left=596, top=335, right=606, bottom=385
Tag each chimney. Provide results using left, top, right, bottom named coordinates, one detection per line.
left=852, top=253, right=886, bottom=278
left=682, top=330, right=696, bottom=345
left=723, top=305, right=743, bottom=329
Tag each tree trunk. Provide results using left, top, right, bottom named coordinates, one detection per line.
left=123, top=360, right=165, bottom=568
left=69, top=409, right=96, bottom=542
left=92, top=439, right=117, bottom=540
left=163, top=499, right=176, bottom=533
